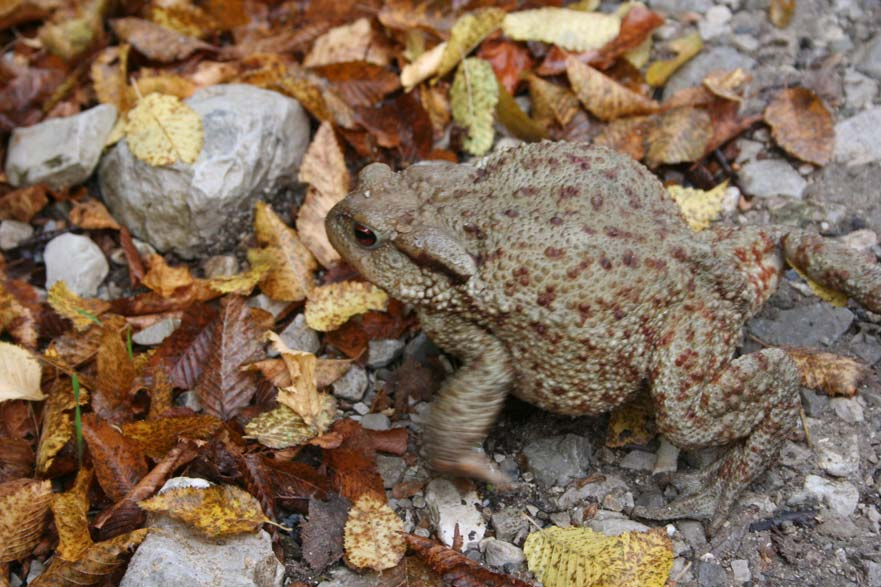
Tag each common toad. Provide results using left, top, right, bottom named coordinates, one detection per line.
left=326, top=142, right=881, bottom=531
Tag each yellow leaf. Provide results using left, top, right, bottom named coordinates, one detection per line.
left=252, top=201, right=317, bottom=302
left=646, top=31, right=703, bottom=87
left=266, top=331, right=327, bottom=426
left=624, top=35, right=652, bottom=69
left=435, top=8, right=505, bottom=79
left=47, top=281, right=111, bottom=332
left=769, top=0, right=796, bottom=28
left=786, top=347, right=867, bottom=398
left=0, top=342, right=43, bottom=402
left=566, top=57, right=659, bottom=121
left=667, top=181, right=729, bottom=231
left=91, top=44, right=134, bottom=114
left=243, top=396, right=337, bottom=449
left=29, top=528, right=149, bottom=586
left=142, top=254, right=195, bottom=297
left=503, top=8, right=620, bottom=52
left=606, top=393, right=656, bottom=448
left=496, top=81, right=547, bottom=142
left=702, top=68, right=750, bottom=102
left=523, top=526, right=673, bottom=587
left=51, top=468, right=93, bottom=561
left=139, top=484, right=268, bottom=537
left=304, top=281, right=389, bottom=332
left=69, top=199, right=121, bottom=230
left=344, top=494, right=406, bottom=572
left=122, top=415, right=221, bottom=459
left=125, top=92, right=204, bottom=166
left=134, top=72, right=198, bottom=100
left=0, top=478, right=53, bottom=563
left=401, top=42, right=446, bottom=91
left=450, top=58, right=498, bottom=156
left=791, top=266, right=849, bottom=308
left=36, top=379, right=79, bottom=474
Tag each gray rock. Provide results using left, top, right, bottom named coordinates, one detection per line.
left=697, top=561, right=725, bottom=587
left=663, top=47, right=756, bottom=99
left=376, top=455, right=406, bottom=488
left=866, top=561, right=881, bottom=587
left=367, top=338, right=405, bottom=369
left=132, top=317, right=181, bottom=346
left=279, top=314, right=320, bottom=354
left=620, top=449, right=657, bottom=471
left=844, top=69, right=879, bottom=111
left=247, top=294, right=288, bottom=318
left=121, top=478, right=283, bottom=587
left=834, top=107, right=881, bottom=166
left=25, top=560, right=45, bottom=584
left=202, top=255, right=239, bottom=278
left=801, top=388, right=829, bottom=417
left=748, top=303, right=854, bottom=347
left=549, top=511, right=572, bottom=527
left=816, top=516, right=861, bottom=539
left=600, top=488, right=633, bottom=512
left=731, top=559, right=751, bottom=584
left=699, top=5, right=732, bottom=40
left=738, top=159, right=807, bottom=199
left=587, top=511, right=651, bottom=536
left=648, top=0, right=713, bottom=15
left=522, top=434, right=591, bottom=487
left=359, top=413, right=390, bottom=431
left=779, top=440, right=813, bottom=468
left=557, top=475, right=629, bottom=509
left=424, top=479, right=485, bottom=549
left=99, top=85, right=309, bottom=258
left=830, top=397, right=864, bottom=423
left=677, top=520, right=707, bottom=550
left=484, top=539, right=524, bottom=568
left=856, top=35, right=881, bottom=80
left=654, top=439, right=680, bottom=474
left=44, top=233, right=109, bottom=297
left=815, top=432, right=860, bottom=477
left=332, top=365, right=367, bottom=402
left=316, top=567, right=375, bottom=587
left=5, top=104, right=117, bottom=189
left=0, top=220, right=33, bottom=250
left=491, top=507, right=529, bottom=543
left=794, top=474, right=859, bottom=516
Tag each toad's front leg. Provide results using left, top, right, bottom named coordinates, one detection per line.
left=419, top=311, right=514, bottom=486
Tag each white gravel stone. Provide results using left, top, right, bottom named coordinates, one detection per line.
left=731, top=559, right=751, bottom=584
left=830, top=397, right=864, bottom=423
left=815, top=432, right=860, bottom=477
left=699, top=5, right=732, bottom=39
left=484, top=539, right=525, bottom=568
left=0, top=220, right=33, bottom=250
left=834, top=107, right=881, bottom=166
left=5, top=104, right=117, bottom=189
left=366, top=338, right=405, bottom=368
left=132, top=317, right=181, bottom=346
left=425, top=479, right=486, bottom=550
left=332, top=365, right=368, bottom=402
left=44, top=233, right=109, bottom=297
left=738, top=159, right=807, bottom=199
left=796, top=475, right=859, bottom=517
left=279, top=314, right=320, bottom=354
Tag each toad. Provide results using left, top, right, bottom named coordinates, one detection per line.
left=326, top=142, right=881, bottom=532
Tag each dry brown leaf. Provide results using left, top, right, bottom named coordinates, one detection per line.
left=702, top=68, right=751, bottom=102
left=566, top=57, right=659, bottom=121
left=0, top=184, right=49, bottom=223
left=344, top=494, right=406, bottom=571
left=645, top=106, right=712, bottom=167
left=405, top=533, right=533, bottom=586
left=122, top=415, right=222, bottom=459
left=401, top=42, right=446, bottom=91
left=51, top=468, right=93, bottom=561
left=29, top=529, right=149, bottom=587
left=148, top=3, right=218, bottom=38
left=769, top=0, right=796, bottom=28
left=606, top=394, right=656, bottom=448
left=0, top=478, right=52, bottom=563
left=91, top=44, right=134, bottom=114
left=304, top=18, right=390, bottom=68
left=0, top=342, right=43, bottom=402
left=435, top=8, right=505, bottom=80
left=267, top=332, right=335, bottom=428
left=134, top=72, right=198, bottom=100
left=764, top=87, right=834, bottom=166
left=420, top=83, right=451, bottom=139
left=646, top=31, right=703, bottom=87
left=83, top=414, right=149, bottom=502
left=593, top=115, right=656, bottom=161
left=251, top=202, right=317, bottom=302
left=296, top=122, right=351, bottom=268
left=0, top=278, right=39, bottom=349
left=305, top=281, right=389, bottom=332
left=527, top=73, right=581, bottom=128
left=47, top=281, right=111, bottom=332
left=111, top=18, right=215, bottom=63
left=142, top=254, right=194, bottom=298
left=786, top=347, right=867, bottom=398
left=139, top=484, right=269, bottom=537
left=69, top=199, right=121, bottom=230
left=36, top=378, right=81, bottom=474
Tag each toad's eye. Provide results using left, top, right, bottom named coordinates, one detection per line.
left=353, top=223, right=378, bottom=248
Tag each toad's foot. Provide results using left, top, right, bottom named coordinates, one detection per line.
left=431, top=452, right=513, bottom=488
left=632, top=486, right=719, bottom=525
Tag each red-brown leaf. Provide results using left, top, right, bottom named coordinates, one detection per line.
left=149, top=303, right=218, bottom=390
left=355, top=92, right=433, bottom=162
left=405, top=533, right=536, bottom=587
left=477, top=38, right=534, bottom=95
left=310, top=62, right=401, bottom=107
left=82, top=414, right=149, bottom=503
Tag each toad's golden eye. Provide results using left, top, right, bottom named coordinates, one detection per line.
left=353, top=223, right=378, bottom=248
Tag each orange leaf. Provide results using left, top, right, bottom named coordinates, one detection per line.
left=122, top=415, right=222, bottom=459
left=29, top=529, right=149, bottom=587
left=764, top=87, right=834, bottom=166
left=566, top=57, right=658, bottom=121
left=0, top=184, right=49, bottom=223
left=82, top=414, right=149, bottom=502
left=51, top=468, right=93, bottom=561
left=0, top=478, right=52, bottom=563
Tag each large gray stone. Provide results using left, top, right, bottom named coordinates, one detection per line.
left=44, top=233, right=109, bottom=297
left=792, top=474, right=859, bottom=517
left=738, top=159, right=807, bottom=199
left=834, top=107, right=881, bottom=166
left=663, top=47, right=756, bottom=100
left=748, top=303, right=853, bottom=348
left=522, top=434, right=591, bottom=487
left=856, top=35, right=881, bottom=81
left=99, top=84, right=309, bottom=258
left=120, top=477, right=284, bottom=587
left=5, top=104, right=117, bottom=189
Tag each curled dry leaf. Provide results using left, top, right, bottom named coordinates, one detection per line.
left=134, top=72, right=198, bottom=100
left=91, top=44, right=134, bottom=114
left=69, top=199, right=121, bottom=230
left=450, top=58, right=498, bottom=156
left=266, top=331, right=333, bottom=427
left=139, top=484, right=268, bottom=537
left=593, top=115, right=656, bottom=161
left=786, top=347, right=868, bottom=398
left=645, top=106, right=712, bottom=168
left=343, top=494, right=406, bottom=572
left=141, top=254, right=195, bottom=298
left=668, top=181, right=730, bottom=231
left=646, top=31, right=703, bottom=87
left=401, top=42, right=446, bottom=91
left=496, top=82, right=547, bottom=142
left=478, top=39, right=534, bottom=95
left=0, top=342, right=43, bottom=402
left=125, top=93, right=204, bottom=167
left=251, top=201, right=317, bottom=302
left=435, top=8, right=505, bottom=80
left=47, top=281, right=111, bottom=332
left=523, top=526, right=673, bottom=587
left=566, top=57, right=659, bottom=121
left=503, top=8, right=620, bottom=53
left=111, top=18, right=215, bottom=63
left=296, top=122, right=351, bottom=268
left=36, top=378, right=81, bottom=474
left=764, top=87, right=834, bottom=166
left=304, top=18, right=390, bottom=68
left=0, top=478, right=52, bottom=562
left=405, top=533, right=535, bottom=587
left=0, top=184, right=49, bottom=223
left=51, top=468, right=93, bottom=561
left=305, top=281, right=389, bottom=332
left=702, top=68, right=751, bottom=102
left=29, top=528, right=149, bottom=587
left=527, top=74, right=581, bottom=128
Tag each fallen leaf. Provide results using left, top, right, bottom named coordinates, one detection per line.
left=29, top=529, right=149, bottom=586
left=302, top=495, right=350, bottom=572
left=305, top=281, right=389, bottom=332
left=304, top=18, right=390, bottom=68
left=645, top=106, right=712, bottom=167
left=148, top=303, right=218, bottom=390
left=606, top=394, right=657, bottom=448
left=344, top=493, right=406, bottom=572
left=764, top=87, right=834, bottom=166
left=0, top=184, right=49, bottom=223
left=646, top=31, right=703, bottom=87
left=122, top=415, right=221, bottom=459
left=0, top=277, right=40, bottom=349
left=111, top=18, right=215, bottom=63
left=420, top=83, right=452, bottom=139
left=139, top=484, right=268, bottom=537
left=38, top=0, right=103, bottom=61
left=148, top=3, right=218, bottom=38
left=69, top=199, right=121, bottom=230
left=523, top=526, right=673, bottom=587
left=527, top=74, right=581, bottom=128
left=83, top=414, right=149, bottom=502
left=477, top=39, right=534, bottom=95
left=244, top=395, right=337, bottom=449
left=566, top=57, right=659, bottom=121
left=92, top=323, right=136, bottom=424
left=450, top=57, right=498, bottom=156
left=702, top=68, right=750, bottom=103
left=251, top=201, right=317, bottom=302
left=435, top=8, right=505, bottom=80
left=401, top=42, right=446, bottom=91
left=0, top=478, right=52, bottom=563
left=36, top=378, right=80, bottom=474
left=668, top=181, right=730, bottom=231
left=267, top=331, right=337, bottom=427
left=593, top=4, right=665, bottom=69
left=769, top=0, right=796, bottom=28
left=496, top=81, right=547, bottom=142
left=51, top=468, right=93, bottom=561
left=503, top=8, right=621, bottom=53
left=47, top=281, right=111, bottom=332
left=786, top=347, right=867, bottom=398
left=310, top=62, right=400, bottom=108
left=354, top=91, right=434, bottom=162
left=134, top=72, right=198, bottom=100
left=91, top=45, right=134, bottom=114
left=593, top=115, right=656, bottom=161
left=405, top=533, right=535, bottom=586
left=125, top=93, right=204, bottom=166
left=0, top=342, right=43, bottom=402
left=791, top=266, right=849, bottom=308
left=141, top=254, right=195, bottom=298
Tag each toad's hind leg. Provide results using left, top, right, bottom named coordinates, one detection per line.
left=632, top=311, right=801, bottom=534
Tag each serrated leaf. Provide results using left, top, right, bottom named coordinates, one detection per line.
left=435, top=8, right=505, bottom=79
left=645, top=106, right=712, bottom=167
left=122, top=415, right=222, bottom=459
left=0, top=478, right=52, bottom=562
left=29, top=528, right=149, bottom=587
left=527, top=73, right=581, bottom=128
left=668, top=181, right=730, bottom=231
left=566, top=57, right=658, bottom=121
left=48, top=281, right=111, bottom=332
left=344, top=494, right=406, bottom=572
left=0, top=342, right=43, bottom=402
left=36, top=378, right=81, bottom=474
left=764, top=87, right=834, bottom=166
left=52, top=468, right=93, bottom=561
left=125, top=93, right=204, bottom=166
left=646, top=31, right=702, bottom=87
left=523, top=526, right=673, bottom=587
left=251, top=201, right=317, bottom=302
left=302, top=495, right=350, bottom=572
left=244, top=395, right=337, bottom=449
left=304, top=281, right=389, bottom=332
left=450, top=58, right=498, bottom=156
left=593, top=115, right=656, bottom=161
left=83, top=414, right=149, bottom=502
left=139, top=484, right=268, bottom=537
left=503, top=8, right=620, bottom=52
left=304, top=18, right=390, bottom=68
